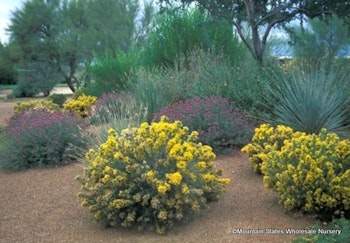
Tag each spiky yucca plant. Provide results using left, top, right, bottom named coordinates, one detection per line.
left=266, top=68, right=350, bottom=136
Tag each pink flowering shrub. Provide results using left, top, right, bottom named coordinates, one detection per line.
left=153, top=96, right=252, bottom=152
left=0, top=109, right=87, bottom=171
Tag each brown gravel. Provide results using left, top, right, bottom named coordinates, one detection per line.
left=0, top=99, right=317, bottom=243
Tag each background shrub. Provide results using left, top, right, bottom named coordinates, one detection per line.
left=84, top=50, right=138, bottom=97
left=88, top=92, right=147, bottom=144
left=13, top=100, right=60, bottom=116
left=130, top=68, right=179, bottom=123
left=154, top=96, right=252, bottom=152
left=292, top=217, right=350, bottom=243
left=47, top=93, right=67, bottom=108
left=262, top=128, right=350, bottom=220
left=63, top=94, right=97, bottom=118
left=77, top=117, right=230, bottom=234
left=0, top=109, right=87, bottom=171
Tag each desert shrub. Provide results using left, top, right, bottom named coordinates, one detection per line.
left=241, top=123, right=295, bottom=174
left=77, top=116, right=230, bottom=234
left=86, top=50, right=137, bottom=97
left=12, top=78, right=39, bottom=98
left=0, top=109, right=87, bottom=171
left=89, top=92, right=123, bottom=124
left=63, top=94, right=97, bottom=118
left=13, top=62, right=61, bottom=97
left=262, top=128, right=350, bottom=220
left=130, top=68, right=179, bottom=123
left=153, top=96, right=252, bottom=152
left=292, top=216, right=350, bottom=243
left=13, top=100, right=60, bottom=116
left=140, top=7, right=246, bottom=68
left=264, top=67, right=350, bottom=136
left=47, top=93, right=67, bottom=108
left=88, top=92, right=147, bottom=143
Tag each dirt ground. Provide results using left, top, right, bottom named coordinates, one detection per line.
left=0, top=97, right=318, bottom=243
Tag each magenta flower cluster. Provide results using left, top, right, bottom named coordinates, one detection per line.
left=3, top=109, right=87, bottom=170
left=153, top=96, right=252, bottom=152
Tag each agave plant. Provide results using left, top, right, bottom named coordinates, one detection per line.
left=265, top=67, right=350, bottom=136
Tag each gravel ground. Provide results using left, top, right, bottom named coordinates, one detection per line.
left=0, top=99, right=317, bottom=243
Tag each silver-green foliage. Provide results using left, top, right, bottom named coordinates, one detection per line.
left=267, top=67, right=350, bottom=135
left=130, top=68, right=180, bottom=123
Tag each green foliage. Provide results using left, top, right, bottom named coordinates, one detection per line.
left=261, top=128, right=350, bottom=220
left=141, top=7, right=242, bottom=68
left=174, top=49, right=264, bottom=113
left=288, top=16, right=350, bottom=62
left=0, top=109, right=87, bottom=171
left=292, top=217, right=350, bottom=243
left=8, top=0, right=146, bottom=92
left=264, top=67, right=350, bottom=135
left=130, top=68, right=179, bottom=123
left=87, top=50, right=138, bottom=96
left=47, top=93, right=67, bottom=108
left=12, top=78, right=39, bottom=98
left=77, top=116, right=230, bottom=234
left=88, top=92, right=147, bottom=145
left=0, top=42, right=17, bottom=85
left=241, top=124, right=295, bottom=174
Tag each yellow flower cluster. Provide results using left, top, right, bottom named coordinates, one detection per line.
left=253, top=126, right=350, bottom=218
left=241, top=123, right=295, bottom=174
left=77, top=116, right=230, bottom=234
left=13, top=100, right=60, bottom=115
left=63, top=94, right=97, bottom=117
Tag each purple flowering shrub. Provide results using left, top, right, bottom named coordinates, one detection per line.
left=153, top=96, right=253, bottom=152
left=0, top=109, right=87, bottom=171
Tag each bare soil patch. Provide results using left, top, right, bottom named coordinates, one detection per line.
left=0, top=99, right=317, bottom=243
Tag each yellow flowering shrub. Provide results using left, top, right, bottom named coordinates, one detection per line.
left=77, top=116, right=230, bottom=234
left=63, top=94, right=97, bottom=117
left=241, top=123, right=295, bottom=174
left=262, top=128, right=350, bottom=220
left=13, top=100, right=60, bottom=116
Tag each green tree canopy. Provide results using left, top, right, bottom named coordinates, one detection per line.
left=7, top=0, right=146, bottom=92
left=288, top=16, right=350, bottom=60
left=159, top=0, right=350, bottom=65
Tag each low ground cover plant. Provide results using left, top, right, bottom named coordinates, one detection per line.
left=77, top=116, right=230, bottom=234
left=292, top=216, right=350, bottom=243
left=153, top=96, right=252, bottom=152
left=0, top=108, right=87, bottom=171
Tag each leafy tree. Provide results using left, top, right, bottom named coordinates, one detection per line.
left=0, top=42, right=17, bottom=85
left=159, top=0, right=350, bottom=65
left=140, top=7, right=246, bottom=67
left=288, top=16, right=350, bottom=61
left=7, top=0, right=145, bottom=93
